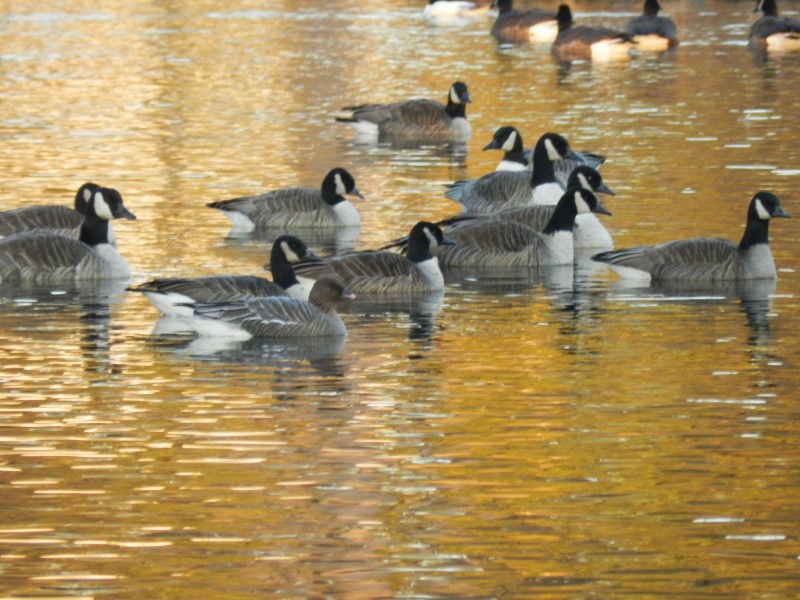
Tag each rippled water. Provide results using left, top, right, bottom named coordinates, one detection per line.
left=1, top=0, right=799, bottom=597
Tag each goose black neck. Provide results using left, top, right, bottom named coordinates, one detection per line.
left=496, top=0, right=513, bottom=15
left=556, top=5, right=573, bottom=32
left=739, top=214, right=770, bottom=250
left=644, top=0, right=661, bottom=17
left=760, top=0, right=778, bottom=16
left=320, top=177, right=344, bottom=206
left=542, top=194, right=578, bottom=234
left=505, top=150, right=529, bottom=168
left=446, top=99, right=467, bottom=120
left=531, top=141, right=558, bottom=187
left=79, top=213, right=110, bottom=246
left=407, top=235, right=434, bottom=263
left=270, top=256, right=300, bottom=289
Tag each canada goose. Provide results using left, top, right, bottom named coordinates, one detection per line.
left=184, top=277, right=355, bottom=340
left=592, top=192, right=790, bottom=282
left=552, top=4, right=636, bottom=61
left=292, top=222, right=455, bottom=293
left=0, top=182, right=102, bottom=240
left=206, top=168, right=363, bottom=233
left=483, top=126, right=605, bottom=174
left=750, top=0, right=800, bottom=49
left=0, top=187, right=136, bottom=283
left=446, top=133, right=606, bottom=213
left=626, top=0, right=679, bottom=51
left=334, top=82, right=472, bottom=143
left=423, top=0, right=485, bottom=19
left=435, top=188, right=610, bottom=267
left=490, top=0, right=558, bottom=43
left=129, top=235, right=322, bottom=318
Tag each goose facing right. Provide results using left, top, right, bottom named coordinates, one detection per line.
left=129, top=235, right=321, bottom=318
left=626, top=0, right=679, bottom=51
left=185, top=277, right=355, bottom=340
left=592, top=191, right=790, bottom=282
left=207, top=168, right=363, bottom=233
left=335, top=81, right=472, bottom=143
left=292, top=222, right=455, bottom=293
left=750, top=0, right=800, bottom=49
left=0, top=186, right=136, bottom=283
left=0, top=182, right=99, bottom=240
left=552, top=4, right=636, bottom=61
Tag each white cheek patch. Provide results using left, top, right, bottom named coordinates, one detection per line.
left=502, top=130, right=517, bottom=152
left=83, top=187, right=93, bottom=202
left=450, top=86, right=460, bottom=104
left=574, top=192, right=592, bottom=215
left=334, top=173, right=346, bottom=196
left=755, top=199, right=772, bottom=220
left=281, top=241, right=301, bottom=263
left=423, top=227, right=439, bottom=249
left=93, top=192, right=113, bottom=219
left=577, top=173, right=591, bottom=191
left=544, top=138, right=562, bottom=161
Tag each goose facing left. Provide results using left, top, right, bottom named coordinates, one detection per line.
left=185, top=277, right=355, bottom=340
left=128, top=235, right=322, bottom=318
left=334, top=82, right=472, bottom=143
left=207, top=168, right=363, bottom=233
left=0, top=182, right=99, bottom=240
left=592, top=191, right=790, bottom=282
left=0, top=186, right=136, bottom=283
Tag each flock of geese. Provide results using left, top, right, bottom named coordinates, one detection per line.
left=0, top=0, right=794, bottom=341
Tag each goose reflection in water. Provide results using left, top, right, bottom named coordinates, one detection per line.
left=222, top=225, right=362, bottom=257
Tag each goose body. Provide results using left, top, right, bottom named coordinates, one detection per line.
left=207, top=168, right=362, bottom=233
left=592, top=192, right=790, bottom=282
left=750, top=0, right=800, bottom=49
left=626, top=0, right=678, bottom=51
left=436, top=189, right=610, bottom=267
left=293, top=222, right=454, bottom=293
left=552, top=4, right=636, bottom=61
left=335, top=82, right=472, bottom=142
left=491, top=0, right=558, bottom=43
left=0, top=187, right=135, bottom=283
left=0, top=183, right=108, bottom=241
left=129, top=236, right=320, bottom=317
left=185, top=277, right=354, bottom=340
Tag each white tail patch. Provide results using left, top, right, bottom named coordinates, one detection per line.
left=501, top=130, right=517, bottom=152
left=529, top=20, right=558, bottom=43
left=281, top=240, right=301, bottom=263
left=590, top=38, right=634, bottom=61
left=93, top=191, right=113, bottom=220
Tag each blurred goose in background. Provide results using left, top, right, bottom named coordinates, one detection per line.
left=484, top=126, right=605, bottom=174
left=552, top=4, right=636, bottom=61
left=129, top=235, right=322, bottom=318
left=334, top=82, right=472, bottom=143
left=184, top=277, right=355, bottom=340
left=749, top=0, right=800, bottom=49
left=0, top=182, right=101, bottom=240
left=592, top=191, right=790, bottom=282
left=446, top=133, right=607, bottom=213
left=435, top=188, right=610, bottom=267
left=0, top=186, right=136, bottom=282
left=292, top=222, right=455, bottom=293
left=626, top=0, right=679, bottom=51
left=490, top=0, right=558, bottom=43
left=207, top=168, right=363, bottom=233
left=423, top=0, right=487, bottom=20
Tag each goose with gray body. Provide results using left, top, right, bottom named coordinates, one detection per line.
left=186, top=277, right=355, bottom=340
left=436, top=188, right=610, bottom=267
left=749, top=0, right=800, bottom=48
left=207, top=168, right=363, bottom=233
left=592, top=192, right=790, bottom=282
left=0, top=187, right=136, bottom=282
left=626, top=0, right=679, bottom=51
left=293, top=222, right=455, bottom=293
left=335, top=82, right=472, bottom=143
left=129, top=235, right=321, bottom=318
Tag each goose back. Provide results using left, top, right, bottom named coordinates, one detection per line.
left=0, top=183, right=100, bottom=240
left=491, top=0, right=557, bottom=43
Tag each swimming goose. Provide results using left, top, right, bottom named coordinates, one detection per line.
left=292, top=222, right=455, bottom=293
left=334, top=82, right=472, bottom=143
left=0, top=186, right=136, bottom=283
left=446, top=133, right=603, bottom=213
left=490, top=0, right=558, bottom=43
left=0, top=182, right=102, bottom=240
left=592, top=192, right=790, bottom=282
left=129, top=235, right=322, bottom=318
left=206, top=168, right=363, bottom=233
left=423, top=0, right=485, bottom=19
left=552, top=4, right=636, bottom=61
left=750, top=0, right=800, bottom=49
left=626, top=0, right=679, bottom=51
left=435, top=188, right=610, bottom=267
left=483, top=126, right=605, bottom=174
left=185, top=277, right=355, bottom=340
